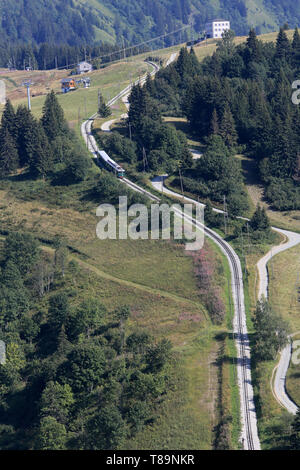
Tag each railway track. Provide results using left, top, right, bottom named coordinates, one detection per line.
left=172, top=206, right=260, bottom=450
left=81, top=56, right=260, bottom=450
left=82, top=60, right=160, bottom=161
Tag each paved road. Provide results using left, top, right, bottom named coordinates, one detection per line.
left=151, top=175, right=223, bottom=214
left=101, top=114, right=128, bottom=132
left=257, top=227, right=300, bottom=415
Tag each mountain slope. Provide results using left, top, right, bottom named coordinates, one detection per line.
left=0, top=0, right=299, bottom=46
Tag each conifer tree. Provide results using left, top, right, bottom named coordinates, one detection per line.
left=210, top=108, right=219, bottom=135
left=250, top=205, right=270, bottom=232
left=246, top=28, right=259, bottom=52
left=98, top=94, right=111, bottom=118
left=292, top=27, right=300, bottom=51
left=0, top=128, right=19, bottom=176
left=292, top=27, right=300, bottom=67
left=247, top=28, right=260, bottom=62
left=290, top=410, right=300, bottom=449
left=41, top=90, right=67, bottom=141
left=28, top=122, right=53, bottom=179
left=0, top=260, right=30, bottom=328
left=219, top=106, right=238, bottom=149
left=15, top=105, right=35, bottom=167
left=175, top=47, right=191, bottom=79
left=275, top=27, right=291, bottom=60
left=189, top=47, right=200, bottom=75
left=144, top=73, right=155, bottom=95
left=1, top=99, right=16, bottom=139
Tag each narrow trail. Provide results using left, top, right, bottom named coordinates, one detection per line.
left=44, top=245, right=204, bottom=309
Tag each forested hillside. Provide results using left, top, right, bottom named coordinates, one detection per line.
left=0, top=0, right=299, bottom=48
left=124, top=28, right=300, bottom=212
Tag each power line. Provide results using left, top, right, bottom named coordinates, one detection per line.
left=55, top=25, right=191, bottom=72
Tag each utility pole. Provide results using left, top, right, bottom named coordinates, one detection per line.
left=240, top=230, right=247, bottom=278
left=223, top=195, right=228, bottom=235
left=179, top=166, right=184, bottom=199
left=22, top=81, right=32, bottom=111
left=246, top=222, right=251, bottom=255
left=84, top=96, right=87, bottom=118
left=142, top=147, right=149, bottom=172
left=122, top=37, right=126, bottom=60
left=142, top=147, right=146, bottom=172
left=98, top=89, right=101, bottom=113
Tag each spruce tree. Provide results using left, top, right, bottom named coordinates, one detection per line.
left=189, top=47, right=200, bottom=75
left=219, top=106, right=238, bottom=149
left=15, top=105, right=35, bottom=167
left=210, top=108, right=219, bottom=135
left=0, top=260, right=30, bottom=328
left=0, top=128, right=19, bottom=176
left=28, top=122, right=53, bottom=179
left=175, top=47, right=191, bottom=79
left=41, top=90, right=67, bottom=141
left=292, top=27, right=300, bottom=51
left=1, top=99, right=16, bottom=139
left=275, top=28, right=291, bottom=61
left=290, top=410, right=300, bottom=449
left=246, top=28, right=260, bottom=61
left=292, top=27, right=300, bottom=68
left=250, top=205, right=270, bottom=232
left=144, top=73, right=155, bottom=95
left=98, top=94, right=111, bottom=118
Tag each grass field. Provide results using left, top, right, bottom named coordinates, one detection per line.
left=0, top=60, right=152, bottom=137
left=1, top=26, right=297, bottom=449
left=0, top=170, right=241, bottom=448
left=268, top=245, right=300, bottom=410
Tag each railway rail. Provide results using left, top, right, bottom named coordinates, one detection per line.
left=81, top=57, right=261, bottom=450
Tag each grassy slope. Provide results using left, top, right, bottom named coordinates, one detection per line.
left=0, top=60, right=151, bottom=138
left=0, top=168, right=240, bottom=448
left=1, top=27, right=297, bottom=449
left=268, top=246, right=300, bottom=409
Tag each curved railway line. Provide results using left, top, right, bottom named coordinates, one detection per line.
left=81, top=58, right=260, bottom=450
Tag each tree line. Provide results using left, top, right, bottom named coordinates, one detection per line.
left=0, top=42, right=158, bottom=72
left=145, top=28, right=300, bottom=211
left=0, top=93, right=91, bottom=184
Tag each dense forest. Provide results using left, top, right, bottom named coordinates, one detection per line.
left=0, top=92, right=149, bottom=209
left=0, top=93, right=92, bottom=183
left=133, top=28, right=300, bottom=212
left=0, top=1, right=299, bottom=64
